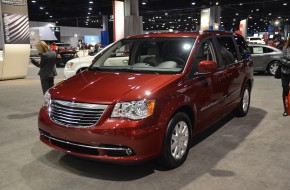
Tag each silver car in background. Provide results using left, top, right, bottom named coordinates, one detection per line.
left=249, top=44, right=282, bottom=75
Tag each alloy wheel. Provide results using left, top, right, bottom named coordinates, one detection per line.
left=243, top=88, right=250, bottom=113
left=170, top=121, right=189, bottom=160
left=269, top=62, right=279, bottom=75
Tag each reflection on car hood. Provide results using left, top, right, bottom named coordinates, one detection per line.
left=50, top=71, right=176, bottom=103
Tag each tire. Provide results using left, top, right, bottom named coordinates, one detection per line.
left=235, top=84, right=251, bottom=117
left=267, top=61, right=280, bottom=76
left=159, top=112, right=191, bottom=169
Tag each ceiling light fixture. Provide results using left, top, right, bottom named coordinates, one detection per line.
left=142, top=0, right=148, bottom=5
left=31, top=0, right=36, bottom=3
left=89, top=1, right=93, bottom=4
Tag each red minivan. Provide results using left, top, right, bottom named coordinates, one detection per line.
left=38, top=31, right=253, bottom=169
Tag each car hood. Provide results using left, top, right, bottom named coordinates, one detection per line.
left=68, top=55, right=94, bottom=63
left=50, top=71, right=177, bottom=104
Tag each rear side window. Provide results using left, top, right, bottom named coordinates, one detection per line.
left=250, top=46, right=275, bottom=54
left=250, top=46, right=263, bottom=54
left=216, top=36, right=238, bottom=65
left=250, top=38, right=262, bottom=41
left=263, top=47, right=275, bottom=53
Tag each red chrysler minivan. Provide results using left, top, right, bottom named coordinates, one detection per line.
left=38, top=31, right=253, bottom=169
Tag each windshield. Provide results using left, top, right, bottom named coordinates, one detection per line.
left=89, top=37, right=195, bottom=74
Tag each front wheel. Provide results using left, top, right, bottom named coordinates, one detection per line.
left=159, top=112, right=191, bottom=169
left=234, top=84, right=251, bottom=117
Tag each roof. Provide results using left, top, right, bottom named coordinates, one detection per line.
left=126, top=30, right=236, bottom=39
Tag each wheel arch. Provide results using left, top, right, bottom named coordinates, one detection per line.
left=169, top=105, right=195, bottom=133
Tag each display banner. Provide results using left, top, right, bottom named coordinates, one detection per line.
left=1, top=0, right=29, bottom=44
left=200, top=8, right=210, bottom=31
left=0, top=0, right=30, bottom=80
left=113, top=0, right=124, bottom=41
left=239, top=19, right=248, bottom=38
left=2, top=0, right=26, bottom=6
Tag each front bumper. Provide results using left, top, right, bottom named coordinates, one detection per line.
left=63, top=69, right=75, bottom=79
left=38, top=106, right=165, bottom=163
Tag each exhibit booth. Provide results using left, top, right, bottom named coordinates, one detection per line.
left=0, top=0, right=30, bottom=80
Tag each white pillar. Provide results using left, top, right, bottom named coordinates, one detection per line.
left=284, top=25, right=290, bottom=39
left=200, top=6, right=221, bottom=31
left=124, top=0, right=143, bottom=37
left=102, top=15, right=108, bottom=31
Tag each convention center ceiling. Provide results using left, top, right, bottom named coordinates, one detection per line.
left=28, top=0, right=290, bottom=32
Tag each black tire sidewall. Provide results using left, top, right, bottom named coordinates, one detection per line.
left=161, top=112, right=192, bottom=169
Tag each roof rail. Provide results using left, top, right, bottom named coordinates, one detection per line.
left=202, top=30, right=233, bottom=33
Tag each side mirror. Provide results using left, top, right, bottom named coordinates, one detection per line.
left=198, top=60, right=217, bottom=73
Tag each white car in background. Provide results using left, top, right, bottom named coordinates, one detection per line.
left=64, top=45, right=108, bottom=78
left=64, top=55, right=95, bottom=79
left=246, top=37, right=266, bottom=44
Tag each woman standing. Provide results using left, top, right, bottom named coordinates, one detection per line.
left=31, top=41, right=57, bottom=94
left=281, top=38, right=290, bottom=116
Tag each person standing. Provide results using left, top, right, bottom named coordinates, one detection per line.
left=31, top=41, right=57, bottom=94
left=280, top=37, right=290, bottom=116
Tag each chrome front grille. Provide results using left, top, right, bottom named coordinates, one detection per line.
left=49, top=100, right=107, bottom=127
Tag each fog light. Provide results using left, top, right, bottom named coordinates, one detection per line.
left=126, top=148, right=133, bottom=155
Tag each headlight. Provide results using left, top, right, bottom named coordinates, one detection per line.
left=66, top=62, right=74, bottom=68
left=44, top=91, right=51, bottom=107
left=111, top=99, right=155, bottom=120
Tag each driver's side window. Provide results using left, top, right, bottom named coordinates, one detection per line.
left=191, top=39, right=215, bottom=74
